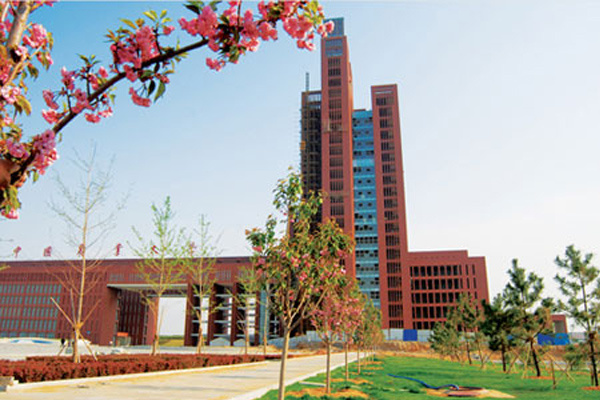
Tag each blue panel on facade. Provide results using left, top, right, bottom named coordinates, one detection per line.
left=537, top=334, right=554, bottom=345
left=554, top=333, right=570, bottom=345
left=403, top=329, right=418, bottom=342
left=352, top=110, right=381, bottom=308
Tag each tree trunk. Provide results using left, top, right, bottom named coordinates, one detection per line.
left=345, top=341, right=349, bottom=381
left=357, top=347, right=361, bottom=374
left=530, top=340, right=541, bottom=377
left=326, top=340, right=332, bottom=394
left=277, top=327, right=291, bottom=400
left=151, top=333, right=159, bottom=356
left=501, top=344, right=507, bottom=373
left=196, top=323, right=203, bottom=354
left=244, top=302, right=250, bottom=356
left=465, top=335, right=472, bottom=365
left=72, top=329, right=80, bottom=363
left=588, top=335, right=599, bottom=386
left=477, top=339, right=485, bottom=369
left=263, top=293, right=269, bottom=356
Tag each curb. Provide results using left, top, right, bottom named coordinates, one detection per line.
left=4, top=360, right=272, bottom=393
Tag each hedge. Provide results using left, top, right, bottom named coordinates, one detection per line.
left=0, top=353, right=283, bottom=383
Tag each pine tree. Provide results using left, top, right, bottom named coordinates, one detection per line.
left=555, top=245, right=600, bottom=386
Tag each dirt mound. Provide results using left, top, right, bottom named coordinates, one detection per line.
left=426, top=388, right=515, bottom=398
left=287, top=387, right=369, bottom=398
left=332, top=378, right=370, bottom=384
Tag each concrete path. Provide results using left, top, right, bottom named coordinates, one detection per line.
left=2, top=353, right=356, bottom=400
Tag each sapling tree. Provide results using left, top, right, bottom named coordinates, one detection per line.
left=131, top=196, right=186, bottom=355
left=180, top=215, right=218, bottom=354
left=448, top=293, right=482, bottom=365
left=554, top=245, right=600, bottom=386
left=0, top=0, right=334, bottom=218
left=232, top=264, right=262, bottom=355
left=246, top=171, right=354, bottom=400
left=503, top=259, right=553, bottom=377
left=481, top=293, right=517, bottom=372
left=310, top=278, right=349, bottom=394
left=355, top=297, right=383, bottom=367
left=246, top=215, right=276, bottom=355
left=430, top=320, right=461, bottom=361
left=48, top=146, right=124, bottom=363
left=338, top=281, right=364, bottom=381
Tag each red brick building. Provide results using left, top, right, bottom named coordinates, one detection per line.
left=301, top=18, right=489, bottom=330
left=0, top=257, right=256, bottom=346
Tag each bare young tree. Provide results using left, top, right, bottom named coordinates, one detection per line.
left=232, top=265, right=261, bottom=355
left=180, top=215, right=218, bottom=354
left=131, top=196, right=186, bottom=355
left=48, top=146, right=124, bottom=363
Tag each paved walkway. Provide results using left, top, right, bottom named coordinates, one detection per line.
left=2, top=353, right=356, bottom=400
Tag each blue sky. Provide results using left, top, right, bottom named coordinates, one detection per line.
left=2, top=1, right=600, bottom=333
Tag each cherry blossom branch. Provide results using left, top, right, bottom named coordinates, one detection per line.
left=1, top=0, right=334, bottom=218
left=52, top=38, right=209, bottom=137
left=6, top=1, right=32, bottom=53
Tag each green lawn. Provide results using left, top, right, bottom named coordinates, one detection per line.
left=158, top=335, right=184, bottom=347
left=258, top=355, right=598, bottom=399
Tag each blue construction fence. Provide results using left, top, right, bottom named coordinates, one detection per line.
left=384, top=329, right=572, bottom=346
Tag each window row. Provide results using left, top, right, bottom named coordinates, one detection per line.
left=412, top=278, right=463, bottom=291
left=410, top=265, right=463, bottom=277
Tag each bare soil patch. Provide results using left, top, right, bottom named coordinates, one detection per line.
left=332, top=378, right=370, bottom=384
left=287, top=387, right=369, bottom=398
left=583, top=386, right=600, bottom=391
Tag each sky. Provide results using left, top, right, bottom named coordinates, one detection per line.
left=2, top=1, right=600, bottom=334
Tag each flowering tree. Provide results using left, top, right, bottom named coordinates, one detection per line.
left=354, top=297, right=382, bottom=369
left=339, top=281, right=364, bottom=381
left=0, top=0, right=333, bottom=218
left=311, top=284, right=344, bottom=394
left=310, top=276, right=363, bottom=393
left=246, top=171, right=354, bottom=400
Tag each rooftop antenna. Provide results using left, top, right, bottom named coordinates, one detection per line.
left=305, top=72, right=310, bottom=92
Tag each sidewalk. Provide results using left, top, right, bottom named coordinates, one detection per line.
left=2, top=352, right=356, bottom=400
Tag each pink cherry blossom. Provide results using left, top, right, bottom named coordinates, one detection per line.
left=0, top=86, right=21, bottom=104
left=206, top=57, right=225, bottom=71
left=6, top=139, right=29, bottom=159
left=61, top=67, right=75, bottom=90
left=31, top=130, right=58, bottom=174
left=163, top=25, right=175, bottom=36
left=84, top=113, right=101, bottom=123
left=22, top=23, right=48, bottom=48
left=129, top=87, right=151, bottom=107
left=1, top=208, right=18, bottom=219
left=41, top=109, right=60, bottom=124
left=98, top=66, right=109, bottom=79
left=42, top=90, right=59, bottom=109
left=36, top=51, right=53, bottom=65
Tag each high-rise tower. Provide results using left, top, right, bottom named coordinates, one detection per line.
left=301, top=18, right=489, bottom=330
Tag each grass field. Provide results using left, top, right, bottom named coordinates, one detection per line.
left=258, top=354, right=599, bottom=399
left=158, top=335, right=184, bottom=347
